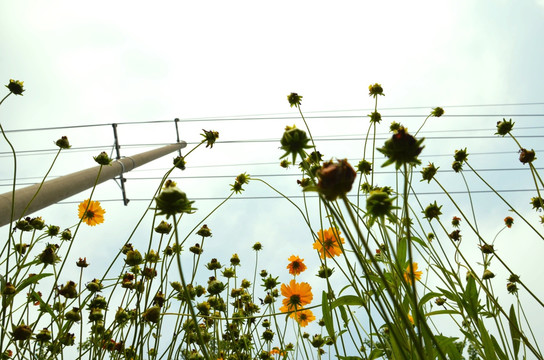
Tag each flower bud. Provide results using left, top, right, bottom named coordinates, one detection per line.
left=30, top=216, right=45, bottom=230
left=377, top=127, right=424, bottom=169
left=421, top=163, right=438, bottom=183
left=368, top=111, right=382, bottom=124
left=93, top=151, right=112, bottom=165
left=38, top=244, right=60, bottom=265
left=6, top=79, right=24, bottom=95
left=142, top=306, right=161, bottom=323
left=279, top=125, right=312, bottom=165
left=88, top=308, right=104, bottom=322
left=368, top=83, right=384, bottom=97
left=230, top=253, right=241, bottom=266
left=519, top=148, right=536, bottom=164
left=196, top=224, right=212, bottom=237
left=482, top=269, right=495, bottom=280
left=154, top=220, right=172, bottom=234
left=65, top=307, right=81, bottom=322
left=357, top=159, right=372, bottom=175
left=55, top=136, right=71, bottom=149
left=155, top=180, right=195, bottom=218
left=262, top=329, right=274, bottom=342
left=173, top=156, right=186, bottom=170
left=76, top=257, right=89, bottom=268
left=435, top=297, right=446, bottom=306
left=495, top=118, right=514, bottom=136
left=125, top=250, right=143, bottom=266
left=423, top=201, right=442, bottom=221
left=11, top=323, right=32, bottom=341
left=61, top=229, right=72, bottom=241
left=86, top=279, right=103, bottom=293
left=431, top=107, right=444, bottom=117
left=207, top=279, right=226, bottom=295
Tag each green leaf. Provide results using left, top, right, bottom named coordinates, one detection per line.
left=418, top=291, right=442, bottom=307
left=331, top=295, right=366, bottom=308
left=369, top=349, right=384, bottom=360
left=410, top=236, right=427, bottom=248
left=478, top=319, right=498, bottom=360
left=464, top=276, right=479, bottom=321
left=16, top=273, right=53, bottom=293
left=509, top=304, right=521, bottom=359
left=491, top=335, right=508, bottom=360
left=425, top=309, right=459, bottom=317
left=397, top=236, right=407, bottom=265
left=29, top=290, right=55, bottom=318
left=321, top=291, right=335, bottom=339
left=338, top=305, right=349, bottom=327
left=337, top=357, right=362, bottom=360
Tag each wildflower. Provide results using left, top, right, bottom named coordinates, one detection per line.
left=196, top=224, right=212, bottom=237
left=201, top=129, right=219, bottom=148
left=313, top=228, right=345, bottom=259
left=286, top=255, right=307, bottom=276
left=423, top=201, right=442, bottom=220
left=78, top=199, right=105, bottom=226
left=155, top=180, right=195, bottom=218
left=431, top=107, right=444, bottom=117
left=407, top=314, right=414, bottom=325
left=287, top=92, right=303, bottom=108
left=368, top=111, right=382, bottom=124
left=291, top=309, right=316, bottom=327
left=316, top=159, right=357, bottom=201
left=403, top=262, right=423, bottom=285
left=368, top=83, right=384, bottom=97
left=435, top=297, right=446, bottom=306
left=5, top=79, right=24, bottom=95
left=504, top=216, right=514, bottom=228
left=173, top=155, right=186, bottom=170
left=279, top=125, right=312, bottom=164
left=253, top=242, right=263, bottom=251
left=495, top=118, right=514, bottom=136
left=279, top=279, right=313, bottom=312
left=230, top=253, right=241, bottom=266
left=76, top=257, right=89, bottom=268
left=377, top=126, right=424, bottom=169
left=421, top=163, right=438, bottom=183
left=519, top=148, right=536, bottom=164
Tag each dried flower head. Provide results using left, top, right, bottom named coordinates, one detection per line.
left=279, top=125, right=312, bottom=165
left=377, top=127, right=424, bottom=169
left=504, top=216, right=514, bottom=228
left=316, top=159, right=357, bottom=201
left=201, top=129, right=219, bottom=148
left=287, top=92, right=303, bottom=108
left=495, top=118, right=514, bottom=136
left=519, top=148, right=536, bottom=164
left=431, top=107, right=444, bottom=117
left=368, top=83, right=384, bottom=97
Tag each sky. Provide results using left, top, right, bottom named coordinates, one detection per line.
left=1, top=0, right=544, bottom=356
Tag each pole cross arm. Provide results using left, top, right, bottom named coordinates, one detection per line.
left=0, top=142, right=186, bottom=228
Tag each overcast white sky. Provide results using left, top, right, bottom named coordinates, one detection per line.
left=2, top=0, right=544, bottom=352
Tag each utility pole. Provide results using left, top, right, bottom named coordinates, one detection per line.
left=0, top=142, right=186, bottom=227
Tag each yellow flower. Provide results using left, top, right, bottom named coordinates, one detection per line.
left=78, top=199, right=105, bottom=226
left=313, top=228, right=345, bottom=259
left=291, top=309, right=316, bottom=327
left=286, top=255, right=307, bottom=276
left=279, top=279, right=313, bottom=313
left=403, top=262, right=423, bottom=285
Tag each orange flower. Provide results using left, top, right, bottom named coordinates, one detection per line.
left=279, top=279, right=313, bottom=313
left=270, top=347, right=286, bottom=356
left=291, top=309, right=316, bottom=327
left=78, top=199, right=105, bottom=226
left=286, top=255, right=307, bottom=275
left=403, top=262, right=423, bottom=285
left=313, top=228, right=345, bottom=259
left=504, top=216, right=514, bottom=228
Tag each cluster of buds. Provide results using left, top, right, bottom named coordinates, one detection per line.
left=231, top=173, right=250, bottom=194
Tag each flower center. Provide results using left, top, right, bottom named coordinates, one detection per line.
left=289, top=294, right=301, bottom=307
left=85, top=210, right=95, bottom=219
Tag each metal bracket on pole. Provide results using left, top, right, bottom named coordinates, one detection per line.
left=174, top=118, right=182, bottom=157
left=112, top=124, right=129, bottom=206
